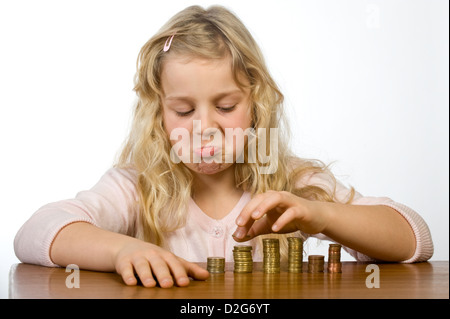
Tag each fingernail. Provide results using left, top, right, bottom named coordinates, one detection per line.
left=161, top=278, right=173, bottom=287
left=236, top=217, right=244, bottom=226
left=178, top=277, right=189, bottom=286
left=233, top=227, right=246, bottom=239
left=251, top=210, right=260, bottom=219
left=143, top=278, right=154, bottom=286
left=272, top=224, right=279, bottom=232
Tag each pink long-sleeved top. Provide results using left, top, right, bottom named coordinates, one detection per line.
left=14, top=167, right=434, bottom=267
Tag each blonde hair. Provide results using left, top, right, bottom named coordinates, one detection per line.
left=116, top=5, right=354, bottom=258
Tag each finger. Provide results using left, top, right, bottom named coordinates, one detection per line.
left=148, top=257, right=174, bottom=288
left=247, top=214, right=276, bottom=238
left=232, top=225, right=253, bottom=241
left=233, top=194, right=270, bottom=240
left=181, top=259, right=210, bottom=281
left=271, top=207, right=300, bottom=233
left=163, top=254, right=191, bottom=287
left=235, top=193, right=267, bottom=227
left=248, top=190, right=283, bottom=220
left=251, top=191, right=295, bottom=220
left=118, top=262, right=138, bottom=286
left=133, top=258, right=157, bottom=287
left=233, top=192, right=290, bottom=240
left=233, top=213, right=277, bottom=242
left=232, top=217, right=258, bottom=240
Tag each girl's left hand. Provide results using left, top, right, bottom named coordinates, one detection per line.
left=232, top=190, right=330, bottom=241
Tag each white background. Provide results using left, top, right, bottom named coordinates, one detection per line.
left=0, top=0, right=448, bottom=298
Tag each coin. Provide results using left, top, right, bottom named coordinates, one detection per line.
left=327, top=243, right=342, bottom=273
left=308, top=255, right=325, bottom=273
left=263, top=238, right=280, bottom=273
left=207, top=257, right=225, bottom=273
left=233, top=245, right=253, bottom=273
left=287, top=237, right=303, bottom=273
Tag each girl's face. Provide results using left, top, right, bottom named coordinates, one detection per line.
left=161, top=55, right=252, bottom=175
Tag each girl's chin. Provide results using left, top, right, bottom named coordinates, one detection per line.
left=187, top=162, right=233, bottom=175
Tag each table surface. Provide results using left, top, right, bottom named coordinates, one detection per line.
left=9, top=261, right=449, bottom=299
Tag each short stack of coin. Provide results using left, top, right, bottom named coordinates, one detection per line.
left=263, top=238, right=280, bottom=273
left=207, top=257, right=225, bottom=273
left=308, top=255, right=325, bottom=273
left=287, top=237, right=303, bottom=273
left=327, top=243, right=342, bottom=273
left=233, top=245, right=253, bottom=273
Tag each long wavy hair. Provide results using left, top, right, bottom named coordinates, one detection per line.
left=116, top=5, right=354, bottom=258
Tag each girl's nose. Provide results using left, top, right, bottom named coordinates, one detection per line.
left=196, top=107, right=218, bottom=132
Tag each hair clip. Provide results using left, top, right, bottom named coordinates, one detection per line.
left=163, top=34, right=175, bottom=52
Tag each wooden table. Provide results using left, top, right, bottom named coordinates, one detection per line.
left=9, top=261, right=448, bottom=299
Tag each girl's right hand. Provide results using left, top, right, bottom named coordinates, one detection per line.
left=113, top=239, right=209, bottom=288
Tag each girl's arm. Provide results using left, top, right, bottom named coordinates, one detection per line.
left=233, top=190, right=422, bottom=262
left=15, top=168, right=209, bottom=287
left=14, top=168, right=140, bottom=268
left=314, top=202, right=416, bottom=261
left=51, top=222, right=209, bottom=287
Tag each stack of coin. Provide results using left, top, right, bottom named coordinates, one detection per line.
left=287, top=237, right=303, bottom=273
left=233, top=245, right=253, bottom=273
left=263, top=238, right=280, bottom=273
left=327, top=243, right=342, bottom=273
left=207, top=257, right=225, bottom=273
left=308, top=255, right=325, bottom=273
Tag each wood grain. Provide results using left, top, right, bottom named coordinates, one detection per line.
left=9, top=261, right=449, bottom=299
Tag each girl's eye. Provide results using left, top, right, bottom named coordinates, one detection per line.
left=217, top=105, right=236, bottom=112
left=175, top=109, right=194, bottom=117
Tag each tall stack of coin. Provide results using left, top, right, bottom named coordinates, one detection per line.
left=233, top=245, right=253, bottom=273
left=263, top=238, right=280, bottom=273
left=308, top=255, right=325, bottom=273
left=287, top=237, right=303, bottom=273
left=207, top=257, right=225, bottom=273
left=327, top=243, right=342, bottom=273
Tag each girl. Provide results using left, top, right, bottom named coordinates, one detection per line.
left=14, top=5, right=433, bottom=288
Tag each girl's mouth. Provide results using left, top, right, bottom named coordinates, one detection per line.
left=194, top=145, right=219, bottom=157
